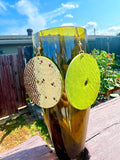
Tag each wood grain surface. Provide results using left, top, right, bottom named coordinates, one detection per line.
left=0, top=97, right=120, bottom=160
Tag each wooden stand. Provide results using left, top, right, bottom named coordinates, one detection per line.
left=0, top=96, right=120, bottom=160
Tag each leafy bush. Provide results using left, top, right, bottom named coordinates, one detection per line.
left=112, top=55, right=120, bottom=70
left=92, top=49, right=119, bottom=94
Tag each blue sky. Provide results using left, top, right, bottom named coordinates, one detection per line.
left=0, top=0, right=120, bottom=35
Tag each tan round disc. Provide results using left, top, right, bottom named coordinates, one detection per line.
left=24, top=56, right=63, bottom=108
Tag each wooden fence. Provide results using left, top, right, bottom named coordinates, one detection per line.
left=0, top=47, right=26, bottom=117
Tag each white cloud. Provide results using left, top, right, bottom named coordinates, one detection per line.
left=0, top=1, right=6, bottom=10
left=43, top=2, right=78, bottom=21
left=64, top=14, right=73, bottom=18
left=96, top=26, right=120, bottom=35
left=84, top=22, right=120, bottom=35
left=107, top=26, right=120, bottom=32
left=15, top=0, right=46, bottom=33
left=84, top=21, right=97, bottom=29
left=1, top=1, right=79, bottom=35
left=14, top=1, right=79, bottom=33
left=5, top=2, right=15, bottom=8
left=0, top=1, right=7, bottom=13
left=61, top=23, right=75, bottom=26
left=9, top=4, right=15, bottom=8
left=86, top=27, right=110, bottom=35
left=95, top=29, right=109, bottom=35
left=84, top=22, right=98, bottom=35
left=50, top=19, right=58, bottom=24
left=61, top=3, right=79, bottom=9
left=43, top=8, right=65, bottom=21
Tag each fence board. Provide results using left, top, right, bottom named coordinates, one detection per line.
left=0, top=60, right=5, bottom=116
left=2, top=56, right=12, bottom=115
left=17, top=47, right=26, bottom=107
left=0, top=48, right=26, bottom=117
left=7, top=55, right=17, bottom=112
left=0, top=57, right=8, bottom=116
left=12, top=54, right=22, bottom=107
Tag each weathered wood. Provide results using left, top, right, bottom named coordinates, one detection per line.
left=0, top=97, right=120, bottom=159
left=4, top=55, right=16, bottom=115
left=86, top=96, right=120, bottom=160
left=0, top=57, right=5, bottom=116
left=12, top=53, right=22, bottom=107
left=0, top=136, right=58, bottom=160
left=7, top=55, right=17, bottom=113
left=17, top=47, right=26, bottom=107
left=0, top=56, right=10, bottom=116
left=0, top=48, right=26, bottom=117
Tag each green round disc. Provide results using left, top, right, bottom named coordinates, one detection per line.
left=65, top=53, right=100, bottom=110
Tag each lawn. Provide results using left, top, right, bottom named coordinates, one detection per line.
left=0, top=112, right=50, bottom=153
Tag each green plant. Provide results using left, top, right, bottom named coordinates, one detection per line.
left=28, top=119, right=49, bottom=140
left=0, top=114, right=50, bottom=153
left=112, top=55, right=120, bottom=70
left=92, top=49, right=119, bottom=94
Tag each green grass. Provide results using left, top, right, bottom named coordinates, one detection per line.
left=27, top=118, right=49, bottom=139
left=0, top=113, right=50, bottom=153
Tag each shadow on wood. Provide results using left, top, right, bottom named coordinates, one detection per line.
left=0, top=136, right=58, bottom=160
left=0, top=97, right=120, bottom=160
